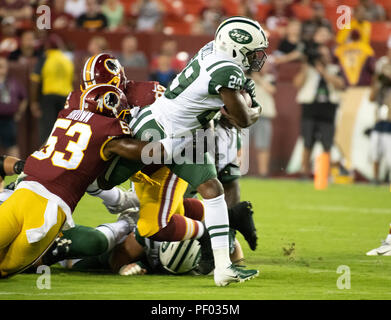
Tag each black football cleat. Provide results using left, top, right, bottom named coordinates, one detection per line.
left=228, top=201, right=258, bottom=251
left=195, top=227, right=215, bottom=275
left=41, top=237, right=72, bottom=266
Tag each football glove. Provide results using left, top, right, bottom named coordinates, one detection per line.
left=244, top=78, right=256, bottom=98
left=243, top=78, right=260, bottom=108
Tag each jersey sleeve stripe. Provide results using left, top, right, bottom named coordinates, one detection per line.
left=100, top=136, right=116, bottom=161
left=207, top=62, right=243, bottom=77
left=206, top=60, right=235, bottom=72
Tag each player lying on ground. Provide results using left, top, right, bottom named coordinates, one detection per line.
left=0, top=84, right=164, bottom=278
left=94, top=17, right=268, bottom=286
left=32, top=161, right=256, bottom=271
left=367, top=224, right=391, bottom=256
left=32, top=199, right=250, bottom=276
left=0, top=155, right=256, bottom=277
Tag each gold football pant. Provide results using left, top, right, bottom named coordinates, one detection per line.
left=0, top=188, right=66, bottom=278
left=134, top=167, right=188, bottom=237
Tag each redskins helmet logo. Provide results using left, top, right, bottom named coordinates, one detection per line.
left=95, top=91, right=120, bottom=113
left=104, top=59, right=121, bottom=75
left=103, top=91, right=120, bottom=110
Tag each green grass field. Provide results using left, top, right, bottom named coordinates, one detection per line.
left=1, top=178, right=391, bottom=300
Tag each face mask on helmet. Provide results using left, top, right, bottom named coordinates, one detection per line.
left=240, top=47, right=268, bottom=72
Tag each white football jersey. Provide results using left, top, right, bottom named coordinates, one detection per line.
left=150, top=41, right=246, bottom=137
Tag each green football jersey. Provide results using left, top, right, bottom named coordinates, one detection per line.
left=150, top=41, right=246, bottom=136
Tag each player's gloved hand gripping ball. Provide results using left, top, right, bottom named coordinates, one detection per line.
left=243, top=78, right=260, bottom=108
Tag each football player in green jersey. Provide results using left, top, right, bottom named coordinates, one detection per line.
left=99, top=16, right=268, bottom=286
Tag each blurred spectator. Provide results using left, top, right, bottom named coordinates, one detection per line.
left=248, top=64, right=277, bottom=178
left=301, top=2, right=333, bottom=43
left=359, top=0, right=385, bottom=22
left=0, top=17, right=19, bottom=55
left=368, top=40, right=391, bottom=183
left=0, top=55, right=27, bottom=157
left=65, top=0, right=86, bottom=18
left=51, top=0, right=76, bottom=30
left=197, top=0, right=227, bottom=36
left=77, top=0, right=108, bottom=31
left=87, top=36, right=109, bottom=56
left=30, top=35, right=74, bottom=144
left=8, top=29, right=40, bottom=63
left=102, top=0, right=124, bottom=30
left=293, top=45, right=345, bottom=177
left=132, top=0, right=165, bottom=32
left=273, top=19, right=304, bottom=65
left=291, top=0, right=313, bottom=21
left=336, top=5, right=371, bottom=45
left=149, top=54, right=176, bottom=88
left=237, top=0, right=257, bottom=19
left=150, top=39, right=187, bottom=73
left=311, top=25, right=332, bottom=46
left=0, top=0, right=33, bottom=22
left=265, top=0, right=295, bottom=31
left=118, top=35, right=147, bottom=68
left=334, top=30, right=375, bottom=86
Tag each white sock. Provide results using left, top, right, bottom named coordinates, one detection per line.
left=195, top=221, right=205, bottom=239
left=95, top=220, right=130, bottom=251
left=203, top=194, right=231, bottom=270
left=87, top=183, right=121, bottom=206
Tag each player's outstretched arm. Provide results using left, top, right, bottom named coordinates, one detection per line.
left=219, top=88, right=261, bottom=128
left=103, top=138, right=165, bottom=163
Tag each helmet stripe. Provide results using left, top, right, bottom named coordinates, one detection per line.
left=90, top=54, right=102, bottom=85
left=174, top=240, right=195, bottom=273
left=166, top=241, right=185, bottom=269
left=79, top=83, right=108, bottom=110
left=84, top=55, right=96, bottom=83
left=215, top=17, right=260, bottom=37
left=83, top=56, right=92, bottom=82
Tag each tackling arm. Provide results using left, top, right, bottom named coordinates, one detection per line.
left=102, top=138, right=166, bottom=163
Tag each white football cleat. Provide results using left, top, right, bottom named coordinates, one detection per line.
left=214, top=264, right=259, bottom=287
left=366, top=240, right=391, bottom=256
left=104, top=188, right=140, bottom=214
left=117, top=207, right=140, bottom=231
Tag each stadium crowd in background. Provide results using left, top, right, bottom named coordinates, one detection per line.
left=0, top=0, right=391, bottom=181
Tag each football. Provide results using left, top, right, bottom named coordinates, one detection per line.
left=240, top=89, right=253, bottom=108
left=220, top=90, right=252, bottom=119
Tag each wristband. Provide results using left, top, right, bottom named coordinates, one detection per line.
left=14, top=160, right=25, bottom=175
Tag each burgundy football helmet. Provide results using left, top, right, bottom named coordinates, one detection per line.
left=79, top=84, right=131, bottom=121
left=81, top=53, right=125, bottom=90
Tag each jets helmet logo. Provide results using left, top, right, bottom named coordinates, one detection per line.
left=229, top=29, right=253, bottom=44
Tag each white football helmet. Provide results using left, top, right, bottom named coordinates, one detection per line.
left=159, top=239, right=201, bottom=274
left=214, top=16, right=269, bottom=72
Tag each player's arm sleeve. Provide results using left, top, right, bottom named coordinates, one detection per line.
left=208, top=64, right=246, bottom=95
left=100, top=120, right=132, bottom=161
